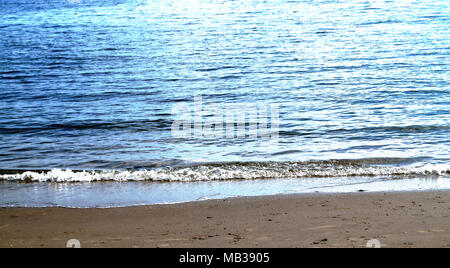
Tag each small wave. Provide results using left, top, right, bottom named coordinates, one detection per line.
left=214, top=75, right=242, bottom=80
left=0, top=161, right=449, bottom=183
left=195, top=66, right=235, bottom=72
left=0, top=119, right=173, bottom=134
left=0, top=75, right=34, bottom=80
left=328, top=125, right=449, bottom=135
left=358, top=19, right=402, bottom=26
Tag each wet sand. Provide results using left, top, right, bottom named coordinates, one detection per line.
left=1, top=191, right=450, bottom=248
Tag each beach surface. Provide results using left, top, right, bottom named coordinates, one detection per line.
left=1, top=191, right=450, bottom=248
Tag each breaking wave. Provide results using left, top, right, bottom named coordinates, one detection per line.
left=1, top=160, right=449, bottom=183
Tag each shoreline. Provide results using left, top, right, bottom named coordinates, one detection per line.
left=2, top=176, right=450, bottom=208
left=1, top=191, right=450, bottom=248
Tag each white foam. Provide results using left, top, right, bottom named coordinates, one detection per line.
left=1, top=162, right=449, bottom=183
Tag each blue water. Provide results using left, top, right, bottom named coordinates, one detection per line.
left=0, top=0, right=449, bottom=206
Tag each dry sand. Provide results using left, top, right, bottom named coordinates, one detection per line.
left=1, top=191, right=450, bottom=248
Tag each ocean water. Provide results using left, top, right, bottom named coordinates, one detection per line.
left=0, top=0, right=449, bottom=207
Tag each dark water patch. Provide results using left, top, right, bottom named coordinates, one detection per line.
left=0, top=70, right=21, bottom=75
left=357, top=19, right=402, bottom=26
left=407, top=51, right=448, bottom=57
left=419, top=15, right=448, bottom=20
left=195, top=66, right=236, bottom=72
left=213, top=75, right=242, bottom=80
left=329, top=125, right=450, bottom=136
left=271, top=150, right=303, bottom=156
left=60, top=90, right=161, bottom=102
left=315, top=30, right=333, bottom=35
left=0, top=119, right=174, bottom=135
left=0, top=75, right=35, bottom=80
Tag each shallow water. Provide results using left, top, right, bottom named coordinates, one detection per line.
left=2, top=176, right=450, bottom=208
left=0, top=0, right=449, bottom=207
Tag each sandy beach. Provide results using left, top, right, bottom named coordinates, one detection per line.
left=1, top=191, right=450, bottom=248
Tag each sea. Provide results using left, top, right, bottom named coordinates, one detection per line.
left=0, top=0, right=449, bottom=207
